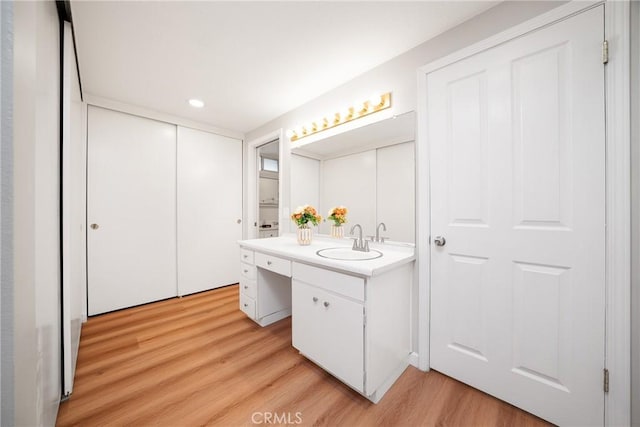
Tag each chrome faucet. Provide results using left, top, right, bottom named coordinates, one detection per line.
left=375, top=222, right=387, bottom=243
left=368, top=222, right=388, bottom=243
left=350, top=224, right=370, bottom=252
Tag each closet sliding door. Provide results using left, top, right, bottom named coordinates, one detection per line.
left=87, top=106, right=177, bottom=315
left=177, top=126, right=242, bottom=296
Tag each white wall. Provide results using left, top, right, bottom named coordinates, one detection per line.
left=13, top=1, right=61, bottom=425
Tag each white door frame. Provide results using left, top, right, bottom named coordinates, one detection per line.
left=245, top=129, right=285, bottom=239
left=416, top=1, right=630, bottom=425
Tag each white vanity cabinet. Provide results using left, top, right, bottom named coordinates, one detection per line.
left=237, top=236, right=415, bottom=403
left=291, top=261, right=411, bottom=402
left=239, top=249, right=292, bottom=326
left=292, top=269, right=365, bottom=393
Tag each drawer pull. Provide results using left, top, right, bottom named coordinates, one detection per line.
left=244, top=285, right=248, bottom=289
left=243, top=269, right=248, bottom=273
left=312, top=297, right=318, bottom=303
left=243, top=303, right=248, bottom=307
left=267, top=261, right=272, bottom=266
left=323, top=301, right=330, bottom=308
left=243, top=255, right=248, bottom=259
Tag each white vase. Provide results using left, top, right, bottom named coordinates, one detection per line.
left=330, top=224, right=344, bottom=239
left=297, top=226, right=313, bottom=246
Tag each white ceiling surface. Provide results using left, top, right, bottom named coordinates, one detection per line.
left=71, top=1, right=497, bottom=134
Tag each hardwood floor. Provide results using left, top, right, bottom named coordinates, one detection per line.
left=56, top=285, right=551, bottom=427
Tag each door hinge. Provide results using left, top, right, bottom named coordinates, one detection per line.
left=363, top=307, right=367, bottom=327
left=602, top=40, right=609, bottom=64
left=604, top=368, right=610, bottom=393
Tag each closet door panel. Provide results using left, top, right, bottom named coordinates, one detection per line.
left=87, top=106, right=177, bottom=315
left=177, top=127, right=242, bottom=295
left=377, top=142, right=415, bottom=243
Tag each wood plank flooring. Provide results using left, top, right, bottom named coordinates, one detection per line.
left=56, top=285, right=551, bottom=426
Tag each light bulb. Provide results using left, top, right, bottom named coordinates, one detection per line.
left=188, top=98, right=204, bottom=108
left=369, top=93, right=382, bottom=108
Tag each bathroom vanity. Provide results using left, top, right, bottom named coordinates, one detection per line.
left=237, top=234, right=415, bottom=403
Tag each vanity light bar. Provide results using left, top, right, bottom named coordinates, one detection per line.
left=288, top=92, right=391, bottom=142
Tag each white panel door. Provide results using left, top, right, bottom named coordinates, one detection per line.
left=61, top=21, right=85, bottom=395
left=428, top=7, right=604, bottom=426
left=177, top=126, right=242, bottom=296
left=87, top=106, right=177, bottom=315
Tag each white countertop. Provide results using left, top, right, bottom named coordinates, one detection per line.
left=238, top=234, right=415, bottom=277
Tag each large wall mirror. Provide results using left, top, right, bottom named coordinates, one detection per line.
left=290, top=111, right=415, bottom=243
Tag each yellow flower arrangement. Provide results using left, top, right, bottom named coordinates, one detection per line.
left=327, top=206, right=348, bottom=226
left=291, top=205, right=322, bottom=228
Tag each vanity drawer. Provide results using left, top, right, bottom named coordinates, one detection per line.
left=240, top=294, right=256, bottom=319
left=292, top=262, right=364, bottom=301
left=240, top=248, right=254, bottom=265
left=255, top=252, right=291, bottom=277
left=240, top=278, right=256, bottom=299
left=240, top=262, right=256, bottom=280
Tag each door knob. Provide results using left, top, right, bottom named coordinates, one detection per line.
left=90, top=223, right=99, bottom=230
left=433, top=236, right=446, bottom=246
left=237, top=219, right=242, bottom=224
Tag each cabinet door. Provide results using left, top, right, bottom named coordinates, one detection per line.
left=292, top=280, right=364, bottom=392
left=177, top=127, right=242, bottom=295
left=259, top=177, right=278, bottom=204
left=87, top=106, right=177, bottom=315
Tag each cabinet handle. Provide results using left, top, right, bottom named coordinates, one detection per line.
left=243, top=269, right=248, bottom=273
left=267, top=261, right=272, bottom=266
left=244, top=285, right=248, bottom=289
left=312, top=297, right=318, bottom=303
left=323, top=301, right=330, bottom=308
left=243, top=303, right=248, bottom=307
left=243, top=255, right=248, bottom=259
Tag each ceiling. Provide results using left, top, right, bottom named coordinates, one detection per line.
left=71, top=1, right=497, bottom=134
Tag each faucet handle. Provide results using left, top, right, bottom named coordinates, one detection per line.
left=366, top=235, right=376, bottom=242
left=352, top=238, right=359, bottom=250
left=380, top=236, right=390, bottom=244
left=363, top=240, right=370, bottom=252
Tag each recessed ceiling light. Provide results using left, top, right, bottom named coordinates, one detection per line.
left=188, top=99, right=204, bottom=108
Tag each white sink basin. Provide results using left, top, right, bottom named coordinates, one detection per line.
left=316, top=247, right=383, bottom=261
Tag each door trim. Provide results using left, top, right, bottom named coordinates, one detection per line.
left=245, top=130, right=285, bottom=239
left=604, top=2, right=631, bottom=426
left=416, top=1, right=631, bottom=425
